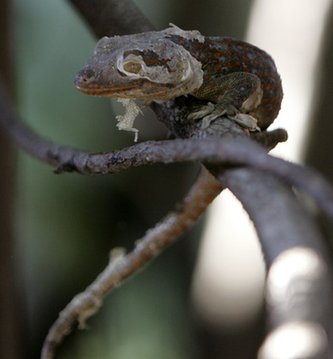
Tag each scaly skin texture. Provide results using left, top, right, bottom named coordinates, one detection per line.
left=174, top=36, right=283, bottom=129
left=75, top=25, right=283, bottom=130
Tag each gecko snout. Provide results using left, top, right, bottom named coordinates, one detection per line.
left=74, top=67, right=97, bottom=91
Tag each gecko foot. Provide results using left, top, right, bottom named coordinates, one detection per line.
left=187, top=102, right=217, bottom=120
left=188, top=102, right=260, bottom=131
left=229, top=113, right=260, bottom=132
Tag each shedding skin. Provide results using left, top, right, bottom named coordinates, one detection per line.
left=75, top=25, right=283, bottom=134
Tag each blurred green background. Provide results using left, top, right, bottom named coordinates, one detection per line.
left=5, top=0, right=267, bottom=358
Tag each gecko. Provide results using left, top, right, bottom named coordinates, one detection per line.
left=74, top=24, right=283, bottom=140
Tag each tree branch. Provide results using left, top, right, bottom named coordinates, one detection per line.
left=221, top=168, right=333, bottom=358
left=1, top=82, right=333, bottom=223
left=0, top=81, right=282, bottom=168
left=221, top=169, right=331, bottom=266
left=41, top=167, right=222, bottom=359
left=68, top=0, right=154, bottom=37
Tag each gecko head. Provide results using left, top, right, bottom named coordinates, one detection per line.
left=74, top=32, right=203, bottom=100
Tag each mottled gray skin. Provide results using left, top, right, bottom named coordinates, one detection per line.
left=75, top=25, right=283, bottom=130
left=75, top=26, right=204, bottom=99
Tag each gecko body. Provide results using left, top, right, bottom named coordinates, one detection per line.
left=75, top=25, right=283, bottom=136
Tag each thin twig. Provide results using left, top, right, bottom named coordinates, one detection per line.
left=41, top=167, right=222, bottom=359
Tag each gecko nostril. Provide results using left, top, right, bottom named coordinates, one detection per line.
left=74, top=68, right=96, bottom=87
left=83, top=69, right=95, bottom=81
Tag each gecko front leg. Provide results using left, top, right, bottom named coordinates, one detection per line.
left=189, top=72, right=263, bottom=131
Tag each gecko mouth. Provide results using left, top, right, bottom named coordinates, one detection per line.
left=74, top=69, right=171, bottom=99
left=75, top=82, right=139, bottom=97
left=74, top=68, right=139, bottom=96
left=75, top=86, right=118, bottom=96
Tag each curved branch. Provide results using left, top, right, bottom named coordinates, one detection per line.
left=77, top=137, right=333, bottom=220
left=41, top=167, right=222, bottom=359
left=1, top=85, right=333, bottom=220
left=221, top=168, right=333, bottom=358
left=0, top=82, right=286, bottom=172
left=221, top=169, right=331, bottom=265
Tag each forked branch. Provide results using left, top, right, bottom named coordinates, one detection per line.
left=41, top=167, right=222, bottom=359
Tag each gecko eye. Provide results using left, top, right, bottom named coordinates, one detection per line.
left=123, top=61, right=142, bottom=74
left=122, top=61, right=143, bottom=74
